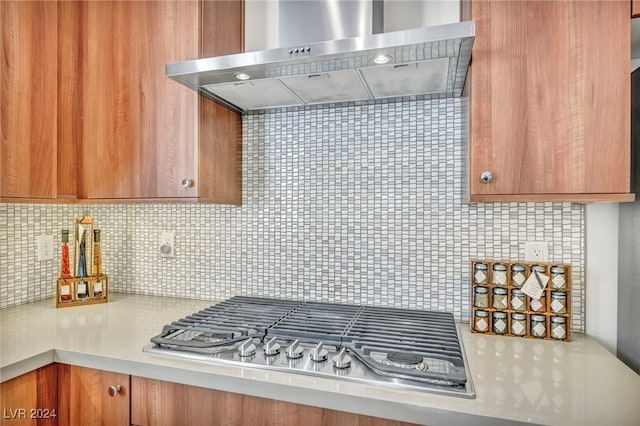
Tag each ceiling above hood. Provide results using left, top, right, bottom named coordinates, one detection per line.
left=166, top=6, right=474, bottom=114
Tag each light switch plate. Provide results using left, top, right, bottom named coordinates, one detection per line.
left=159, top=231, right=175, bottom=258
left=37, top=234, right=54, bottom=261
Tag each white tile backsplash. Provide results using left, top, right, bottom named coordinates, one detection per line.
left=0, top=98, right=585, bottom=330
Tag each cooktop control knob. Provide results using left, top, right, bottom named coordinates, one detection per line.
left=238, top=339, right=256, bottom=357
left=332, top=348, right=352, bottom=369
left=310, top=342, right=328, bottom=362
left=263, top=337, right=281, bottom=356
left=286, top=339, right=304, bottom=359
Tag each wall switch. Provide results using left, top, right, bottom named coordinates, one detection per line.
left=524, top=241, right=549, bottom=262
left=159, top=231, right=175, bottom=258
left=37, top=235, right=54, bottom=261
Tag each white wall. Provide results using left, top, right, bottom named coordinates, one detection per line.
left=618, top=200, right=640, bottom=372
left=585, top=204, right=619, bottom=353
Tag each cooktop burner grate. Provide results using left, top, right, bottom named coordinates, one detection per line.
left=147, top=296, right=473, bottom=397
left=152, top=297, right=302, bottom=348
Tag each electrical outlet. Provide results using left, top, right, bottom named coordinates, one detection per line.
left=159, top=231, right=175, bottom=258
left=36, top=234, right=54, bottom=261
left=524, top=241, right=549, bottom=262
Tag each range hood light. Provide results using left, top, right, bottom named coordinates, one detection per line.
left=167, top=21, right=475, bottom=113
left=234, top=72, right=251, bottom=81
left=372, top=54, right=392, bottom=65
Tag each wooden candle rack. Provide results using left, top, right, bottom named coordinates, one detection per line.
left=55, top=275, right=109, bottom=308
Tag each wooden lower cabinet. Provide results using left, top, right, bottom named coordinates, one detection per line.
left=130, top=376, right=416, bottom=426
left=57, top=364, right=130, bottom=426
left=2, top=365, right=416, bottom=426
left=0, top=364, right=58, bottom=426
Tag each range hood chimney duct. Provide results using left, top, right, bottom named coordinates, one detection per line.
left=166, top=0, right=474, bottom=114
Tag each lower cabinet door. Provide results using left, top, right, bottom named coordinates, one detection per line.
left=131, top=376, right=416, bottom=426
left=58, top=365, right=130, bottom=426
left=0, top=364, right=58, bottom=426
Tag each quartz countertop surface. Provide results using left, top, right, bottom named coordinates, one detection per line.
left=1, top=294, right=638, bottom=426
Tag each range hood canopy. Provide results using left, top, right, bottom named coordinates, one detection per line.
left=167, top=20, right=474, bottom=114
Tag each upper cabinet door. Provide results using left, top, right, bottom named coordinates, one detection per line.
left=0, top=0, right=242, bottom=204
left=79, top=1, right=199, bottom=199
left=197, top=0, right=243, bottom=205
left=1, top=1, right=58, bottom=199
left=468, top=0, right=633, bottom=202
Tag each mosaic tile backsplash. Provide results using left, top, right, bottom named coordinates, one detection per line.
left=0, top=98, right=586, bottom=330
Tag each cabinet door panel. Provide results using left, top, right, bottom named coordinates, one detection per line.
left=199, top=98, right=242, bottom=204
left=1, top=1, right=58, bottom=199
left=131, top=376, right=415, bottom=426
left=79, top=1, right=129, bottom=199
left=469, top=0, right=630, bottom=199
left=80, top=1, right=198, bottom=199
left=199, top=0, right=243, bottom=204
left=57, top=0, right=82, bottom=199
left=0, top=364, right=58, bottom=426
left=128, top=0, right=199, bottom=199
left=58, top=365, right=129, bottom=426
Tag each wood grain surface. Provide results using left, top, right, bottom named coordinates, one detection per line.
left=1, top=1, right=58, bottom=199
left=77, top=0, right=243, bottom=203
left=131, top=376, right=417, bottom=426
left=632, top=0, right=640, bottom=18
left=469, top=0, right=630, bottom=201
left=199, top=0, right=243, bottom=204
left=79, top=1, right=199, bottom=199
left=0, top=364, right=58, bottom=426
left=57, top=1, right=82, bottom=199
left=58, top=364, right=130, bottom=426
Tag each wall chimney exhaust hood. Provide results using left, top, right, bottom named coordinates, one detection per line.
left=166, top=2, right=474, bottom=114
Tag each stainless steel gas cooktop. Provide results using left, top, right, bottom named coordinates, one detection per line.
left=144, top=296, right=475, bottom=398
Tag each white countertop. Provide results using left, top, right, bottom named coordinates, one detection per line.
left=1, top=294, right=638, bottom=426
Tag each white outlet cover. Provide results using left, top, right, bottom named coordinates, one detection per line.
left=524, top=241, right=549, bottom=262
left=37, top=234, right=54, bottom=261
left=159, top=231, right=175, bottom=258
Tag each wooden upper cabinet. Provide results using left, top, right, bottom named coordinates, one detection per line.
left=79, top=1, right=199, bottom=200
left=633, top=0, right=640, bottom=18
left=1, top=0, right=242, bottom=204
left=57, top=1, right=82, bottom=200
left=468, top=0, right=633, bottom=202
left=198, top=0, right=243, bottom=205
left=1, top=1, right=59, bottom=200
left=78, top=0, right=242, bottom=203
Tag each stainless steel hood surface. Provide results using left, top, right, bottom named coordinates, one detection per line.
left=166, top=21, right=475, bottom=113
